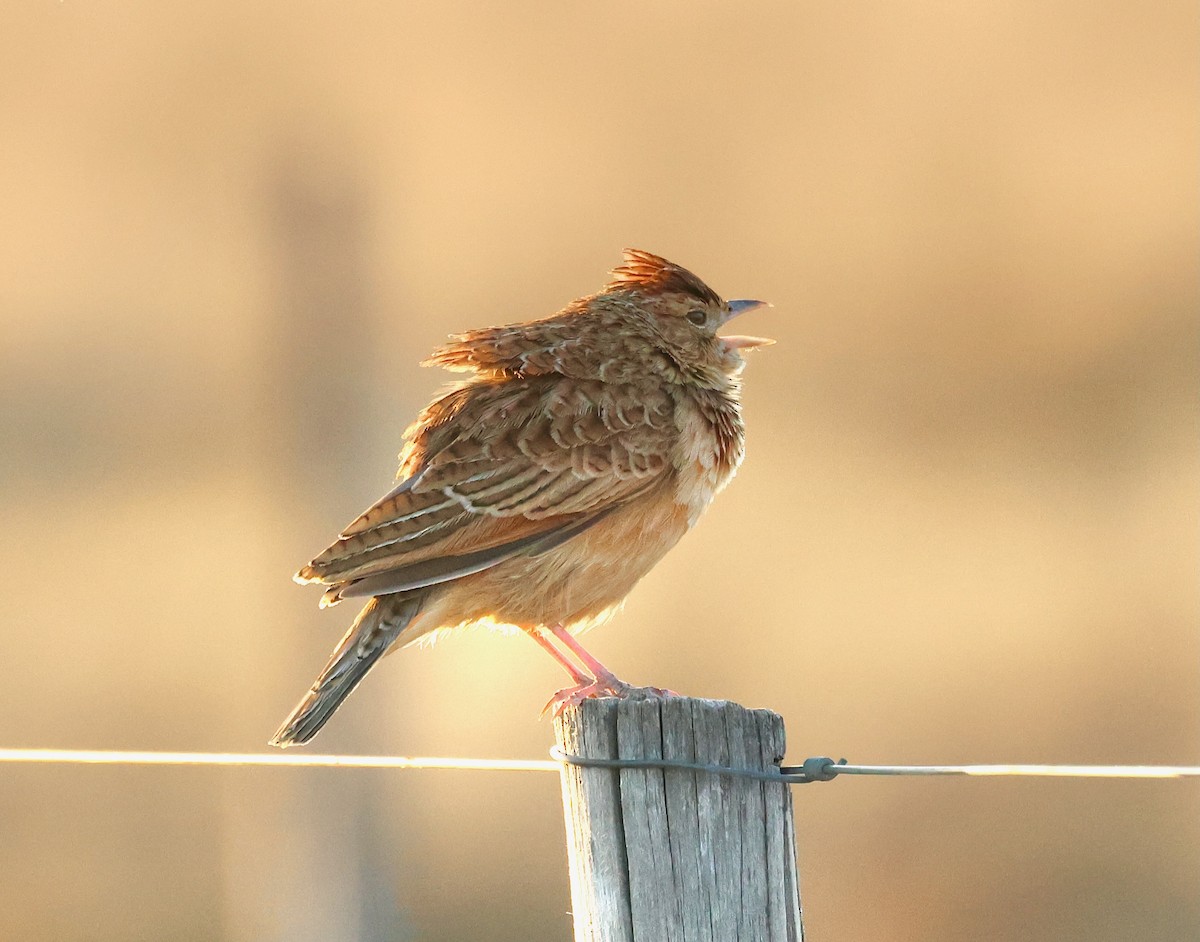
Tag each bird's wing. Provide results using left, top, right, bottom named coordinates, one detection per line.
left=295, top=375, right=676, bottom=599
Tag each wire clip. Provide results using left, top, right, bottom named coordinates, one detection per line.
left=785, top=757, right=846, bottom=783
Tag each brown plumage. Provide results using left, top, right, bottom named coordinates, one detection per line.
left=270, top=249, right=770, bottom=747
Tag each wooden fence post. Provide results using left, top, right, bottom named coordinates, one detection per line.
left=555, top=697, right=803, bottom=942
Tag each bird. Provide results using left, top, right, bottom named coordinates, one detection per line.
left=270, top=249, right=770, bottom=747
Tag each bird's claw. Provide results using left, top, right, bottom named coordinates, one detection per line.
left=542, top=678, right=680, bottom=718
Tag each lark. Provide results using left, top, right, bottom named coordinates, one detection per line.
left=271, top=249, right=770, bottom=746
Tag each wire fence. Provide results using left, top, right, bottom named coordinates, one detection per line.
left=1, top=747, right=1196, bottom=782
left=0, top=748, right=556, bottom=772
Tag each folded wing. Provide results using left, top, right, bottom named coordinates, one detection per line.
left=295, top=375, right=676, bottom=604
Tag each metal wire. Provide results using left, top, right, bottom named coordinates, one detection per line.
left=0, top=748, right=557, bottom=773
left=804, top=761, right=1200, bottom=780
left=551, top=752, right=1200, bottom=783
left=0, top=747, right=1196, bottom=783
left=548, top=746, right=794, bottom=783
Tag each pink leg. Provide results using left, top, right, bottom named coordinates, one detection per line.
left=524, top=627, right=592, bottom=686
left=541, top=624, right=678, bottom=717
left=544, top=623, right=627, bottom=685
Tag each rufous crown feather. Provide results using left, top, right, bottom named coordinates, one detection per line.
left=604, top=248, right=723, bottom=306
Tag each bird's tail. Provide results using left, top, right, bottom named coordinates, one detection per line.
left=270, top=592, right=427, bottom=748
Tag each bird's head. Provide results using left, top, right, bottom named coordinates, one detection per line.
left=601, top=249, right=771, bottom=387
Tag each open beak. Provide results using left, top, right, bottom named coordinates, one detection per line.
left=719, top=298, right=773, bottom=350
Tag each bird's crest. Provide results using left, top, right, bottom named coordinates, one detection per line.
left=604, top=249, right=723, bottom=306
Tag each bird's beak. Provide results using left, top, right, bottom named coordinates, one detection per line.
left=720, top=334, right=776, bottom=350
left=724, top=298, right=770, bottom=321
left=720, top=299, right=773, bottom=350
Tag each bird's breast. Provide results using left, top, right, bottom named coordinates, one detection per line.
left=671, top=388, right=746, bottom=526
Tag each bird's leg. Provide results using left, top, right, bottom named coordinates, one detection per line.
left=524, top=627, right=593, bottom=686
left=541, top=624, right=678, bottom=717
left=544, top=623, right=629, bottom=689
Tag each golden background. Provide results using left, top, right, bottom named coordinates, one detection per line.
left=1, top=3, right=1196, bottom=940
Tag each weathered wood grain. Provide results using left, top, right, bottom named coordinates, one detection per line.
left=555, top=697, right=803, bottom=942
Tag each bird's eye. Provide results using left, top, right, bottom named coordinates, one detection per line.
left=685, top=309, right=707, bottom=327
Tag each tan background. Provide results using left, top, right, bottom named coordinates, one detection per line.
left=1, top=2, right=1197, bottom=940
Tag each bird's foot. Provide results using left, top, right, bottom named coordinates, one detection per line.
left=543, top=674, right=679, bottom=718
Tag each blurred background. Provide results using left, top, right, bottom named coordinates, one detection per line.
left=1, top=2, right=1196, bottom=940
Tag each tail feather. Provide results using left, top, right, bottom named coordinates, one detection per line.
left=270, top=592, right=426, bottom=748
